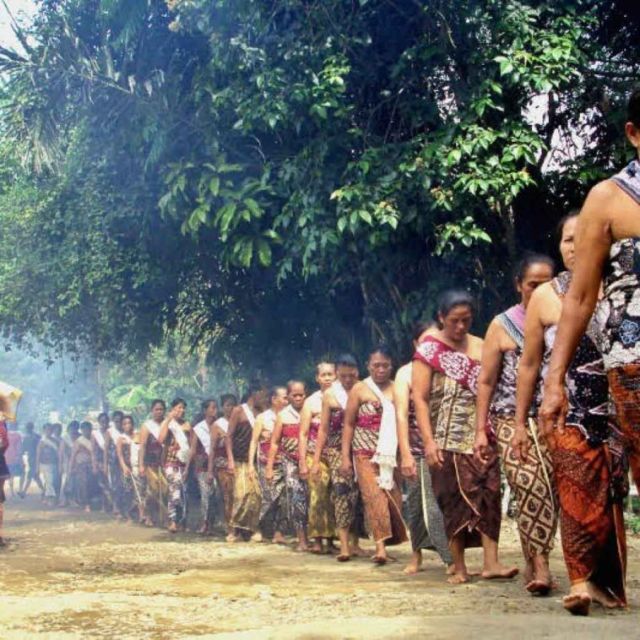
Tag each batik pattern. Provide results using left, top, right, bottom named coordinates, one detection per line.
left=283, top=457, right=308, bottom=530
left=306, top=453, right=335, bottom=538
left=550, top=426, right=626, bottom=605
left=326, top=445, right=358, bottom=530
left=165, top=465, right=186, bottom=524
left=197, top=471, right=216, bottom=528
left=494, top=415, right=558, bottom=558
left=353, top=455, right=407, bottom=545
left=430, top=449, right=502, bottom=547
left=231, top=461, right=262, bottom=532
left=352, top=402, right=382, bottom=457
left=258, top=462, right=287, bottom=537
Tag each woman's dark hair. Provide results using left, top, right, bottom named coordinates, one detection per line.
left=150, top=399, right=166, bottom=410
left=412, top=320, right=434, bottom=343
left=80, top=421, right=92, bottom=432
left=270, top=386, right=287, bottom=399
left=246, top=380, right=264, bottom=398
left=201, top=398, right=217, bottom=412
left=220, top=393, right=237, bottom=406
left=628, top=86, right=640, bottom=128
left=286, top=379, right=306, bottom=393
left=435, top=289, right=475, bottom=321
left=122, top=414, right=135, bottom=426
left=112, top=410, right=124, bottom=420
left=368, top=343, right=393, bottom=362
left=335, top=353, right=358, bottom=369
left=170, top=397, right=187, bottom=408
left=514, top=252, right=555, bottom=283
left=556, top=209, right=580, bottom=240
left=97, top=412, right=108, bottom=422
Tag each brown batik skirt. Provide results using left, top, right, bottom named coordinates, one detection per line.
left=430, top=449, right=501, bottom=548
left=353, top=455, right=407, bottom=545
left=549, top=426, right=626, bottom=605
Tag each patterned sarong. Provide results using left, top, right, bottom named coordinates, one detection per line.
left=430, top=449, right=502, bottom=547
left=283, top=457, right=308, bottom=530
left=326, top=447, right=358, bottom=530
left=306, top=453, right=335, bottom=538
left=405, top=458, right=452, bottom=563
left=353, top=455, right=407, bottom=545
left=144, top=466, right=168, bottom=525
left=494, top=415, right=558, bottom=558
left=215, top=467, right=234, bottom=528
left=608, top=363, right=640, bottom=492
left=549, top=426, right=626, bottom=604
left=258, top=462, right=287, bottom=537
left=231, top=461, right=262, bottom=532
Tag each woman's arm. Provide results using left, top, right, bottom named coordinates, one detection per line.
left=340, top=384, right=360, bottom=475
left=312, top=393, right=332, bottom=473
left=514, top=287, right=548, bottom=457
left=138, top=425, right=149, bottom=476
left=542, top=187, right=612, bottom=430
left=207, top=426, right=221, bottom=481
left=248, top=415, right=263, bottom=478
left=412, top=360, right=441, bottom=468
left=266, top=415, right=283, bottom=480
left=394, top=366, right=416, bottom=478
left=474, top=320, right=504, bottom=461
left=116, top=438, right=130, bottom=476
left=225, top=408, right=239, bottom=472
left=157, top=415, right=172, bottom=445
left=298, top=401, right=313, bottom=478
left=103, top=431, right=111, bottom=475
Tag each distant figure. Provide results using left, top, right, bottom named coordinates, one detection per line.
left=207, top=394, right=237, bottom=537
left=299, top=362, right=337, bottom=554
left=0, top=418, right=9, bottom=544
left=36, top=423, right=60, bottom=507
left=70, top=421, right=95, bottom=513
left=19, top=422, right=44, bottom=498
left=5, top=424, right=23, bottom=498
left=139, top=400, right=167, bottom=527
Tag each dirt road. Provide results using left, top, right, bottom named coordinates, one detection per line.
left=1, top=496, right=638, bottom=639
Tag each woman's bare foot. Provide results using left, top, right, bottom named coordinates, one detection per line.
left=250, top=531, right=263, bottom=542
left=226, top=533, right=237, bottom=543
left=296, top=543, right=309, bottom=552
left=310, top=540, right=323, bottom=554
left=84, top=505, right=91, bottom=513
left=272, top=532, right=287, bottom=545
left=563, top=592, right=591, bottom=616
left=198, top=525, right=208, bottom=535
left=481, top=563, right=519, bottom=580
left=403, top=551, right=423, bottom=575
left=446, top=563, right=456, bottom=575
left=168, top=522, right=178, bottom=533
left=447, top=570, right=470, bottom=584
left=587, top=582, right=624, bottom=609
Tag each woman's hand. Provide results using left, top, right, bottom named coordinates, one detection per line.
left=539, top=380, right=568, bottom=439
left=511, top=425, right=530, bottom=461
left=473, top=430, right=490, bottom=464
left=424, top=440, right=443, bottom=469
left=400, top=452, right=417, bottom=479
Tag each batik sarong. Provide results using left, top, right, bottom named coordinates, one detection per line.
left=430, top=449, right=502, bottom=546
left=74, top=461, right=95, bottom=508
left=608, top=363, right=640, bottom=492
left=144, top=466, right=168, bottom=524
left=549, top=426, right=626, bottom=605
left=215, top=467, right=234, bottom=528
left=494, top=415, right=557, bottom=558
left=197, top=471, right=216, bottom=528
left=165, top=465, right=187, bottom=525
left=353, top=455, right=407, bottom=545
left=283, top=457, right=308, bottom=530
left=405, top=458, right=452, bottom=563
left=306, top=453, right=335, bottom=538
left=231, top=461, right=262, bottom=532
left=326, top=447, right=358, bottom=530
left=258, top=462, right=287, bottom=537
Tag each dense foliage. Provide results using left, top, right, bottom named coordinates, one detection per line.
left=0, top=0, right=638, bottom=392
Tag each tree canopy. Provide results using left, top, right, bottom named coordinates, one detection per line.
left=0, top=0, right=638, bottom=383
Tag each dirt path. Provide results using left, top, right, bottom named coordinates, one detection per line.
left=1, top=496, right=638, bottom=639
